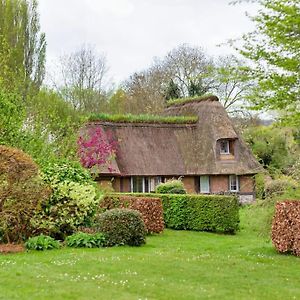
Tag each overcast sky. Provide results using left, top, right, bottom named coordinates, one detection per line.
left=39, top=0, right=259, bottom=84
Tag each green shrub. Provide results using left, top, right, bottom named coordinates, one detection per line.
left=41, top=160, right=93, bottom=185
left=120, top=193, right=239, bottom=233
left=265, top=176, right=298, bottom=198
left=25, top=234, right=60, bottom=250
left=66, top=232, right=106, bottom=248
left=95, top=209, right=146, bottom=246
left=155, top=179, right=186, bottom=194
left=100, top=195, right=165, bottom=234
left=31, top=161, right=102, bottom=239
left=255, top=173, right=266, bottom=199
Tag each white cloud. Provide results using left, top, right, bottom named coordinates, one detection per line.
left=39, top=0, right=259, bottom=84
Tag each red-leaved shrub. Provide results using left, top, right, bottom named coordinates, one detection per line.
left=271, top=201, right=300, bottom=256
left=0, top=146, right=51, bottom=242
left=100, top=195, right=164, bottom=234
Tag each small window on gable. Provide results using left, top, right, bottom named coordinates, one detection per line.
left=229, top=175, right=239, bottom=192
left=220, top=140, right=230, bottom=154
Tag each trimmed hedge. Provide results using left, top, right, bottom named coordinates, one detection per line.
left=272, top=201, right=300, bottom=256
left=100, top=195, right=164, bottom=234
left=114, top=193, right=239, bottom=234
left=95, top=208, right=146, bottom=247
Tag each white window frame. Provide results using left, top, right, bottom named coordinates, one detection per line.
left=200, top=175, right=210, bottom=193
left=220, top=140, right=230, bottom=155
left=131, top=176, right=161, bottom=193
left=229, top=175, right=239, bottom=192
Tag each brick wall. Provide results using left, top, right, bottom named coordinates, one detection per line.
left=100, top=174, right=255, bottom=195
left=121, top=177, right=131, bottom=192
left=112, top=177, right=120, bottom=192
left=239, top=175, right=254, bottom=193
left=182, top=176, right=196, bottom=194
left=210, top=175, right=229, bottom=193
left=97, top=178, right=114, bottom=191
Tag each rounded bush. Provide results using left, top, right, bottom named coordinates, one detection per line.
left=155, top=179, right=186, bottom=194
left=96, top=209, right=146, bottom=247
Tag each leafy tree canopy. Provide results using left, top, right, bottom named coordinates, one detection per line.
left=234, top=0, right=300, bottom=123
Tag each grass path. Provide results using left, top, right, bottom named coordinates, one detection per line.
left=0, top=208, right=299, bottom=300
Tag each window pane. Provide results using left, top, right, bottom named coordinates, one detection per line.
left=132, top=177, right=143, bottom=192
left=229, top=175, right=238, bottom=192
left=200, top=176, right=210, bottom=193
left=220, top=140, right=229, bottom=154
left=144, top=177, right=149, bottom=193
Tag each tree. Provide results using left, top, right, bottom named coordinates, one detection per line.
left=108, top=88, right=127, bottom=114
left=122, top=68, right=166, bottom=114
left=211, top=55, right=255, bottom=114
left=233, top=0, right=300, bottom=123
left=155, top=44, right=215, bottom=98
left=55, top=44, right=109, bottom=113
left=243, top=125, right=298, bottom=174
left=0, top=0, right=46, bottom=98
left=165, top=79, right=181, bottom=100
left=77, top=127, right=117, bottom=175
left=122, top=44, right=215, bottom=114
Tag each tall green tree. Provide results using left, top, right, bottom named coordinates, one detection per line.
left=234, top=0, right=300, bottom=123
left=0, top=0, right=46, bottom=98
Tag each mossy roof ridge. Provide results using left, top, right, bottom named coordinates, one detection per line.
left=88, top=113, right=198, bottom=124
left=166, top=94, right=219, bottom=108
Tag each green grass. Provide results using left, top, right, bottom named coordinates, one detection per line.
left=88, top=113, right=198, bottom=124
left=1, top=206, right=300, bottom=300
left=166, top=94, right=217, bottom=107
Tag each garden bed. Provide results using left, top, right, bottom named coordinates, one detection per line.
left=0, top=243, right=24, bottom=254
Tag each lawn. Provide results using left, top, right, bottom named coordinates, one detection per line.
left=0, top=207, right=299, bottom=300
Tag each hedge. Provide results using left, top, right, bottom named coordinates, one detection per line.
left=111, top=193, right=239, bottom=234
left=100, top=195, right=164, bottom=234
left=272, top=201, right=300, bottom=256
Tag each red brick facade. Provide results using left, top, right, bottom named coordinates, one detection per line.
left=100, top=174, right=255, bottom=196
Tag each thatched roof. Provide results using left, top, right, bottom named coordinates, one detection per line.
left=83, top=96, right=261, bottom=176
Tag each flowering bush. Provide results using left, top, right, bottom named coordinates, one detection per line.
left=77, top=127, right=117, bottom=174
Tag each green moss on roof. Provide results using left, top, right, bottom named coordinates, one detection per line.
left=88, top=113, right=198, bottom=124
left=166, top=94, right=218, bottom=108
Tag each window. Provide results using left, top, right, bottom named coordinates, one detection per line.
left=220, top=140, right=230, bottom=154
left=131, top=177, right=144, bottom=192
left=229, top=175, right=239, bottom=192
left=131, top=176, right=162, bottom=193
left=200, top=176, right=210, bottom=193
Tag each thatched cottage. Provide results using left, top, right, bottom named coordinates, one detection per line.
left=83, top=95, right=261, bottom=203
